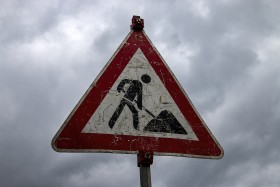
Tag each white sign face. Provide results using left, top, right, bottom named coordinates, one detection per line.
left=82, top=48, right=198, bottom=140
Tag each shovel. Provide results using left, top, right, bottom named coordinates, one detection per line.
left=137, top=100, right=187, bottom=135
left=121, top=89, right=187, bottom=135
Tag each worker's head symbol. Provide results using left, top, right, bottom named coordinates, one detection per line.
left=141, top=74, right=151, bottom=84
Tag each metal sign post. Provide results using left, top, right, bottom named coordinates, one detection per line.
left=138, top=151, right=153, bottom=187
left=132, top=18, right=153, bottom=187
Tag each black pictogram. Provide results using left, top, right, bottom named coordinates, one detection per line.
left=108, top=74, right=151, bottom=130
left=108, top=74, right=187, bottom=135
left=143, top=110, right=187, bottom=135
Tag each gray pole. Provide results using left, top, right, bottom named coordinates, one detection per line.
left=138, top=151, right=153, bottom=187
left=140, top=165, right=152, bottom=187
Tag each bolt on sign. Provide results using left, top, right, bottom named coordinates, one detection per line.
left=52, top=16, right=223, bottom=159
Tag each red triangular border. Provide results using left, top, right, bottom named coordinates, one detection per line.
left=52, top=30, right=223, bottom=158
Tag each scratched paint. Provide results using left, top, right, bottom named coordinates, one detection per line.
left=82, top=48, right=198, bottom=140
left=52, top=30, right=223, bottom=158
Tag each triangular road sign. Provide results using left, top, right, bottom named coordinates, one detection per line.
left=52, top=17, right=223, bottom=159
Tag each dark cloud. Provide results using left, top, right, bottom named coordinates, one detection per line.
left=1, top=0, right=280, bottom=187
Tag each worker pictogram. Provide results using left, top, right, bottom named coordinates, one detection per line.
left=82, top=48, right=194, bottom=140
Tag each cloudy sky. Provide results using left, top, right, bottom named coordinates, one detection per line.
left=1, top=0, right=280, bottom=186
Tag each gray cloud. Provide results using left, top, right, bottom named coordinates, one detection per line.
left=1, top=0, right=280, bottom=187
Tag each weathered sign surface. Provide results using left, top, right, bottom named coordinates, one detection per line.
left=52, top=21, right=223, bottom=158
